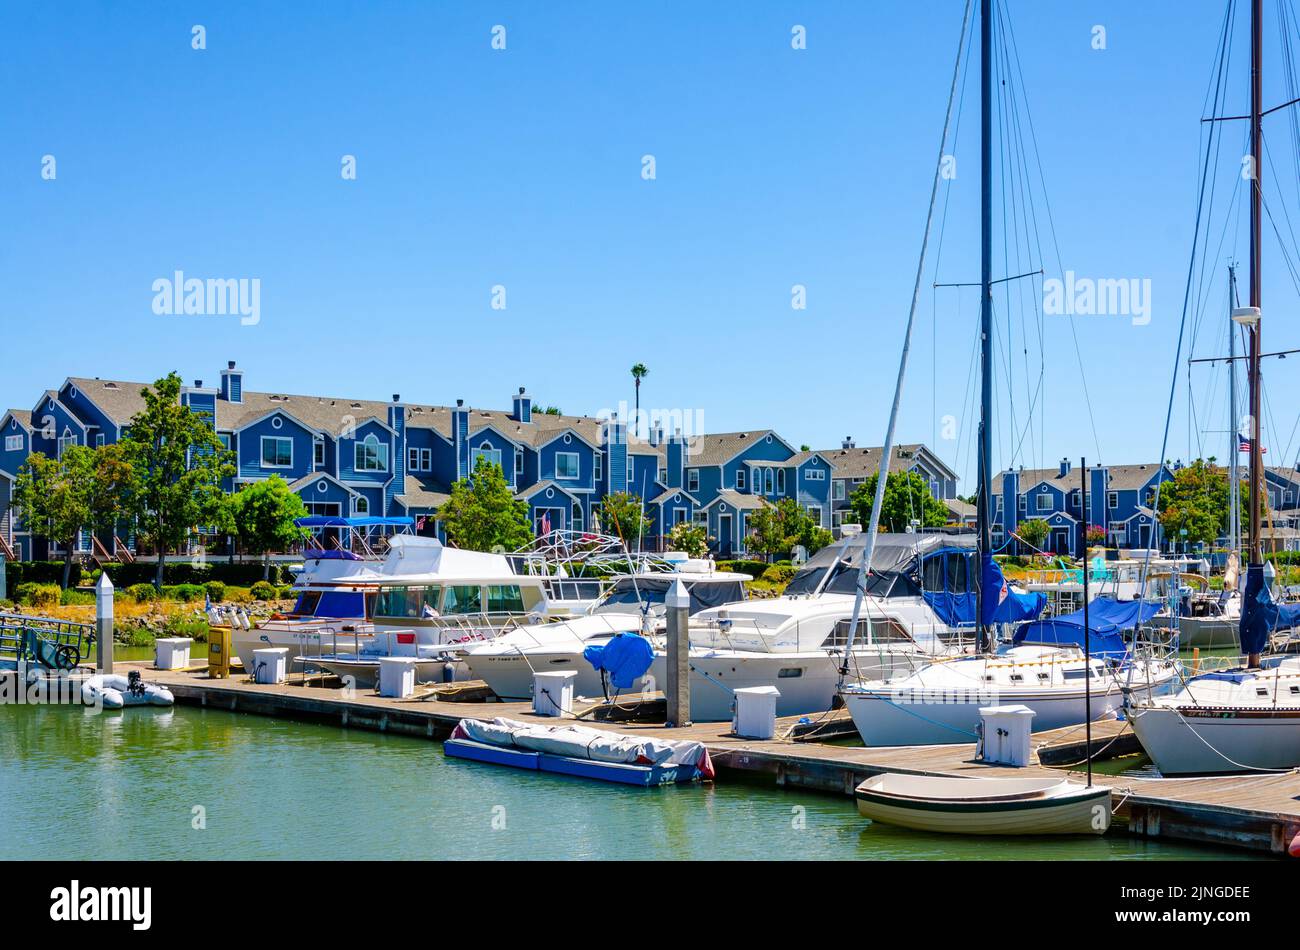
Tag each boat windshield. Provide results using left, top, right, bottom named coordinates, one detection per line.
left=593, top=577, right=746, bottom=616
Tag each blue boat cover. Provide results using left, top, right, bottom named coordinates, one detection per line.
left=306, top=549, right=362, bottom=561
left=291, top=590, right=368, bottom=619
left=1239, top=563, right=1300, bottom=654
left=921, top=553, right=1046, bottom=627
left=583, top=633, right=654, bottom=689
left=295, top=516, right=415, bottom=528
left=1012, top=596, right=1162, bottom=657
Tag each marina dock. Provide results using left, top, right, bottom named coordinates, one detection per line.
left=133, top=661, right=1300, bottom=857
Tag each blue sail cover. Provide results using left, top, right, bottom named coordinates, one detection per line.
left=923, top=552, right=1045, bottom=627
left=1239, top=563, right=1300, bottom=654
left=583, top=633, right=654, bottom=689
left=1013, top=596, right=1161, bottom=657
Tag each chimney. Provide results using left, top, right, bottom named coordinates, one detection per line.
left=194, top=379, right=203, bottom=389
left=219, top=360, right=243, bottom=404
left=842, top=436, right=855, bottom=449
left=511, top=387, right=532, bottom=424
left=392, top=393, right=400, bottom=403
left=452, top=399, right=470, bottom=479
left=666, top=425, right=685, bottom=489
left=1058, top=458, right=1071, bottom=478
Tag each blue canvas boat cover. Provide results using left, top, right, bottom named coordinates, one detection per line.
left=583, top=633, right=654, bottom=689
left=295, top=515, right=414, bottom=528
left=1012, top=596, right=1161, bottom=657
left=921, top=553, right=1045, bottom=627
left=1239, top=563, right=1300, bottom=654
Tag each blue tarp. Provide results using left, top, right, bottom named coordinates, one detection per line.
left=583, top=633, right=654, bottom=689
left=295, top=516, right=414, bottom=528
left=922, top=553, right=1045, bottom=627
left=1240, top=563, right=1300, bottom=654
left=1012, top=596, right=1162, bottom=657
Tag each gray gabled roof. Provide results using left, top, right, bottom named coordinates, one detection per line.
left=811, top=444, right=951, bottom=481
left=682, top=430, right=788, bottom=468
left=394, top=474, right=451, bottom=510
left=700, top=489, right=767, bottom=511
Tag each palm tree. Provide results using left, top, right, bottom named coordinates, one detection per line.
left=631, top=363, right=649, bottom=436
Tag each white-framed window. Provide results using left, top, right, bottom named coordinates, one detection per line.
left=807, top=505, right=823, bottom=527
left=659, top=466, right=667, bottom=484
left=693, top=510, right=708, bottom=525
left=736, top=468, right=747, bottom=490
left=218, top=433, right=231, bottom=451
left=1036, top=493, right=1053, bottom=513
left=555, top=452, right=580, bottom=479
left=1069, top=489, right=1081, bottom=508
left=57, top=428, right=75, bottom=458
left=571, top=503, right=583, bottom=531
left=687, top=469, right=700, bottom=492
left=4, top=434, right=22, bottom=451
left=471, top=441, right=501, bottom=473
left=627, top=458, right=633, bottom=486
left=777, top=469, right=785, bottom=493
left=407, top=446, right=431, bottom=472
left=314, top=437, right=325, bottom=467
left=1107, top=491, right=1118, bottom=510
left=94, top=433, right=105, bottom=448
left=594, top=452, right=603, bottom=481
left=832, top=479, right=845, bottom=501
left=832, top=509, right=844, bottom=528
left=261, top=436, right=293, bottom=468
left=354, top=495, right=370, bottom=515
left=515, top=448, right=524, bottom=475
left=355, top=434, right=389, bottom=472
left=1017, top=495, right=1026, bottom=512
left=764, top=468, right=774, bottom=495
left=806, top=469, right=826, bottom=481
left=1108, top=521, right=1125, bottom=541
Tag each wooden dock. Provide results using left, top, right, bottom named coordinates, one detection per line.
left=139, top=661, right=1300, bottom=857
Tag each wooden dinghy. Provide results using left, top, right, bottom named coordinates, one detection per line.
left=854, top=773, right=1111, bottom=836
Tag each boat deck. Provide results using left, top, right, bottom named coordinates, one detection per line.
left=133, top=662, right=1300, bottom=855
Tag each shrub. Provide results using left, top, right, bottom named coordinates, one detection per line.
left=15, top=583, right=61, bottom=608
left=127, top=583, right=160, bottom=603
left=760, top=565, right=797, bottom=585
left=717, top=560, right=770, bottom=579
left=205, top=581, right=227, bottom=603
left=226, top=587, right=253, bottom=604
left=164, top=584, right=206, bottom=603
left=250, top=580, right=277, bottom=601
left=163, top=616, right=210, bottom=642
left=275, top=585, right=294, bottom=600
left=59, top=589, right=95, bottom=606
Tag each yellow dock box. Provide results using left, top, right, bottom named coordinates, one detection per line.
left=208, top=625, right=232, bottom=679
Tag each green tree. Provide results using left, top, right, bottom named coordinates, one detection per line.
left=120, top=372, right=235, bottom=589
left=1158, top=459, right=1233, bottom=548
left=847, top=470, right=948, bottom=533
left=631, top=363, right=649, bottom=428
left=226, top=476, right=309, bottom=579
left=600, top=491, right=652, bottom=550
left=438, top=458, right=533, bottom=552
left=538, top=406, right=562, bottom=416
left=87, top=442, right=136, bottom=546
left=13, top=447, right=95, bottom=589
left=745, top=498, right=832, bottom=561
left=1016, top=517, right=1050, bottom=553
left=667, top=520, right=710, bottom=558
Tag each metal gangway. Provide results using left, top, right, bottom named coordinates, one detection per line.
left=0, top=614, right=96, bottom=671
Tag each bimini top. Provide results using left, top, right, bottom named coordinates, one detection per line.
left=295, top=516, right=415, bottom=529
left=1012, top=596, right=1161, bottom=657
left=785, top=533, right=963, bottom=597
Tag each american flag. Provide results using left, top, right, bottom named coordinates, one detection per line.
left=540, top=512, right=551, bottom=535
left=1238, top=434, right=1267, bottom=454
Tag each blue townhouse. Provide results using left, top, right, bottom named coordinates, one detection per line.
left=995, top=458, right=1173, bottom=554
left=0, top=361, right=968, bottom=563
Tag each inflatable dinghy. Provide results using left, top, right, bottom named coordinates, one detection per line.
left=81, top=670, right=175, bottom=710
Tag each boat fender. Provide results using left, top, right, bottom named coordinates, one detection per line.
left=1290, top=830, right=1300, bottom=859
left=442, top=662, right=455, bottom=684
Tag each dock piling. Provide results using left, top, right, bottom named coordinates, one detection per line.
left=95, top=572, right=114, bottom=674
left=665, top=578, right=691, bottom=727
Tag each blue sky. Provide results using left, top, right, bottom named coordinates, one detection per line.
left=2, top=1, right=1295, bottom=489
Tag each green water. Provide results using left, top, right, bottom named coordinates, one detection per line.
left=0, top=703, right=1251, bottom=861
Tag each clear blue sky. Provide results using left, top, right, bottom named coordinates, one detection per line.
left=2, top=1, right=1295, bottom=489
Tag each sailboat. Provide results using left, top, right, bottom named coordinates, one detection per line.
left=840, top=0, right=1178, bottom=748
left=1128, top=0, right=1300, bottom=776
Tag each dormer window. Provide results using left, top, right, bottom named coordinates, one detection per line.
left=355, top=434, right=389, bottom=472
left=736, top=468, right=747, bottom=490
left=314, top=437, right=325, bottom=467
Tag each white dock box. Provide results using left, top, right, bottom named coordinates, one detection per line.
left=732, top=685, right=781, bottom=739
left=978, top=704, right=1036, bottom=767
left=252, top=647, right=289, bottom=685
left=154, top=637, right=192, bottom=671
left=532, top=670, right=577, bottom=717
left=379, top=657, right=419, bottom=698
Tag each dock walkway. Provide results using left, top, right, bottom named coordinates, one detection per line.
left=138, top=662, right=1300, bottom=856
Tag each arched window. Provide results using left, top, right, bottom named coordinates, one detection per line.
left=354, top=433, right=389, bottom=472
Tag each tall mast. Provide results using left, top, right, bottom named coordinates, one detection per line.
left=976, top=0, right=994, bottom=652
left=1228, top=265, right=1240, bottom=555
left=1248, top=0, right=1263, bottom=567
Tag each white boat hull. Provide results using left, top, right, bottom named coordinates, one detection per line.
left=1129, top=703, right=1300, bottom=775
left=843, top=672, right=1175, bottom=747
left=1169, top=616, right=1240, bottom=650
left=463, top=650, right=609, bottom=701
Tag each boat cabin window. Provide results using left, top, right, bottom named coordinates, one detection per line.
left=292, top=591, right=322, bottom=616
left=549, top=579, right=605, bottom=602
left=486, top=584, right=525, bottom=613
left=921, top=551, right=973, bottom=594
left=375, top=585, right=441, bottom=618
left=821, top=617, right=914, bottom=648
left=442, top=584, right=484, bottom=615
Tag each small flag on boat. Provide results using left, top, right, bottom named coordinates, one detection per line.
left=1238, top=434, right=1266, bottom=454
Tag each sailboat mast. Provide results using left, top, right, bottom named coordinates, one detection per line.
left=1228, top=265, right=1239, bottom=555
left=1248, top=0, right=1263, bottom=567
left=976, top=0, right=994, bottom=652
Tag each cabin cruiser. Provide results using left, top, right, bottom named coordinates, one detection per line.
left=461, top=562, right=749, bottom=700
left=233, top=533, right=550, bottom=673
left=631, top=534, right=1046, bottom=722
left=841, top=596, right=1179, bottom=746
